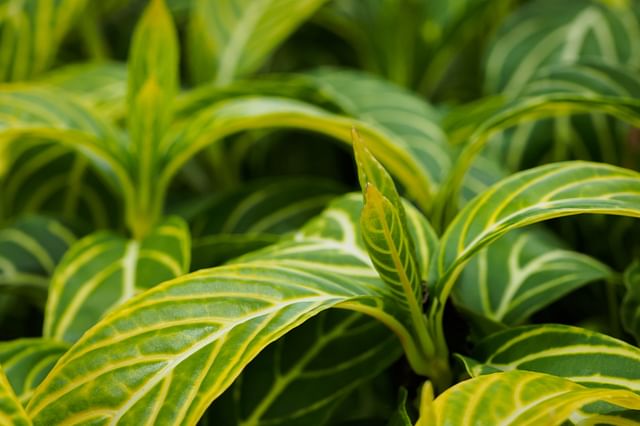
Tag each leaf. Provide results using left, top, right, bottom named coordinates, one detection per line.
left=386, top=388, right=412, bottom=426
left=0, top=365, right=30, bottom=426
left=484, top=0, right=640, bottom=94
left=415, top=382, right=435, bottom=426
left=2, top=143, right=122, bottom=229
left=187, top=0, right=329, bottom=85
left=177, top=178, right=343, bottom=269
left=43, top=216, right=190, bottom=343
left=453, top=227, right=613, bottom=327
left=127, top=0, right=179, bottom=235
left=0, top=215, right=78, bottom=305
left=432, top=370, right=640, bottom=425
left=0, top=0, right=87, bottom=81
left=463, top=324, right=640, bottom=393
left=162, top=96, right=434, bottom=211
left=40, top=62, right=127, bottom=120
left=26, top=194, right=436, bottom=424
left=622, top=261, right=640, bottom=343
left=433, top=161, right=640, bottom=309
left=0, top=338, right=68, bottom=405
left=218, top=311, right=402, bottom=426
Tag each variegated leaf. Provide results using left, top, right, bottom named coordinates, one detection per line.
left=0, top=366, right=30, bottom=426
left=25, top=194, right=436, bottom=425
left=432, top=370, right=640, bottom=425
left=43, top=217, right=190, bottom=343
left=0, top=338, right=68, bottom=405
left=187, top=0, right=329, bottom=85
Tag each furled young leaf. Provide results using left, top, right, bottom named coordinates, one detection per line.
left=433, top=161, right=640, bottom=309
left=0, top=338, right=68, bottom=405
left=461, top=324, right=640, bottom=393
left=0, top=366, right=30, bottom=426
left=484, top=0, right=640, bottom=94
left=43, top=217, right=190, bottom=343
left=127, top=0, right=179, bottom=236
left=0, top=215, right=78, bottom=304
left=432, top=370, right=640, bottom=425
left=215, top=311, right=402, bottom=426
left=622, top=261, right=640, bottom=344
left=0, top=0, right=87, bottom=82
left=25, top=194, right=436, bottom=425
left=187, top=0, right=329, bottom=85
left=453, top=227, right=613, bottom=327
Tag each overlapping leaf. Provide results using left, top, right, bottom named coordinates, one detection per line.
left=453, top=227, right=613, bottom=327
left=0, top=0, right=87, bottom=82
left=0, top=339, right=68, bottom=405
left=43, top=217, right=190, bottom=343
left=432, top=370, right=640, bottom=425
left=484, top=0, right=640, bottom=94
left=622, top=261, right=640, bottom=344
left=26, top=194, right=436, bottom=425
left=0, top=366, right=30, bottom=426
left=187, top=0, right=329, bottom=85
left=460, top=324, right=640, bottom=393
left=430, top=162, right=640, bottom=330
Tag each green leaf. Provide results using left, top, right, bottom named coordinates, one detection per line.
left=178, top=178, right=343, bottom=269
left=386, top=388, right=412, bottom=426
left=40, top=62, right=127, bottom=120
left=0, top=338, right=68, bottom=405
left=162, top=96, right=434, bottom=211
left=463, top=324, right=640, bottom=393
left=187, top=0, right=329, bottom=85
left=127, top=0, right=179, bottom=236
left=484, top=0, right=640, bottom=94
left=432, top=370, right=640, bottom=425
left=622, top=261, right=640, bottom=344
left=25, top=194, right=436, bottom=424
left=43, top=216, right=190, bottom=343
left=0, top=0, right=87, bottom=82
left=219, top=311, right=402, bottom=426
left=0, top=215, right=78, bottom=305
left=0, top=365, right=30, bottom=426
left=434, top=161, right=640, bottom=309
left=2, top=143, right=122, bottom=229
left=453, top=227, right=613, bottom=327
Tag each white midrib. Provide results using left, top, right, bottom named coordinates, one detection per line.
left=120, top=240, right=139, bottom=303
left=215, top=0, right=270, bottom=85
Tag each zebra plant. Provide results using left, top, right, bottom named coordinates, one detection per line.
left=0, top=0, right=640, bottom=425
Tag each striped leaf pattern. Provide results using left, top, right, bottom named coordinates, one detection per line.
left=463, top=324, right=640, bottom=393
left=126, top=0, right=178, bottom=236
left=180, top=178, right=343, bottom=269
left=0, top=215, right=77, bottom=303
left=210, top=311, right=402, bottom=426
left=432, top=370, right=640, bottom=426
left=162, top=96, right=433, bottom=210
left=484, top=0, right=640, bottom=94
left=0, top=366, right=30, bottom=426
left=0, top=339, right=68, bottom=405
left=434, top=161, right=640, bottom=309
left=43, top=217, right=190, bottom=343
left=187, top=0, right=329, bottom=85
left=0, top=0, right=87, bottom=82
left=453, top=227, right=613, bottom=327
left=622, top=261, right=640, bottom=344
left=2, top=143, right=122, bottom=229
left=25, top=194, right=436, bottom=424
left=40, top=62, right=127, bottom=120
